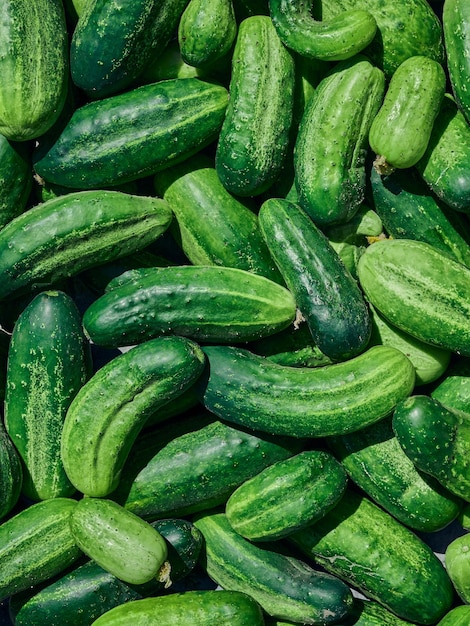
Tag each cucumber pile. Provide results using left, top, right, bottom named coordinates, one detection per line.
left=0, top=0, right=470, bottom=624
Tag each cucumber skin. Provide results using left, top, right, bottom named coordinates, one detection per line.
left=0, top=137, right=32, bottom=229
left=4, top=290, right=90, bottom=501
left=82, top=265, right=297, bottom=348
left=193, top=511, right=354, bottom=625
left=289, top=489, right=454, bottom=625
left=0, top=0, right=68, bottom=141
left=357, top=238, right=470, bottom=356
left=435, top=606, right=470, bottom=626
left=0, top=422, right=23, bottom=521
left=0, top=498, right=82, bottom=602
left=0, top=190, right=173, bottom=302
left=215, top=15, right=295, bottom=197
left=33, top=78, right=228, bottom=189
left=197, top=344, right=415, bottom=438
left=258, top=198, right=371, bottom=361
left=445, top=534, right=470, bottom=604
left=61, top=336, right=206, bottom=498
left=443, top=0, right=470, bottom=124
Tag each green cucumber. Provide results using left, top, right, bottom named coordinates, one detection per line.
left=193, top=510, right=354, bottom=624
left=445, top=533, right=470, bottom=603
left=328, top=415, right=462, bottom=532
left=0, top=190, right=173, bottom=302
left=151, top=518, right=204, bottom=583
left=61, top=336, right=205, bottom=497
left=69, top=498, right=168, bottom=586
left=268, top=0, right=377, bottom=61
left=443, top=0, right=470, bottom=124
left=70, top=0, right=190, bottom=98
left=294, top=55, right=385, bottom=226
left=357, top=238, right=470, bottom=356
left=289, top=488, right=454, bottom=624
left=82, top=265, right=297, bottom=348
left=0, top=138, right=32, bottom=230
left=215, top=15, right=295, bottom=196
left=436, top=606, right=470, bottom=626
left=90, top=590, right=266, bottom=626
left=369, top=55, right=446, bottom=172
left=258, top=197, right=371, bottom=361
left=197, top=344, right=415, bottom=438
left=392, top=394, right=470, bottom=501
left=225, top=450, right=347, bottom=541
left=431, top=357, right=470, bottom=418
left=4, top=290, right=90, bottom=501
left=0, top=0, right=68, bottom=141
left=33, top=78, right=228, bottom=190
left=0, top=422, right=23, bottom=521
left=0, top=498, right=82, bottom=601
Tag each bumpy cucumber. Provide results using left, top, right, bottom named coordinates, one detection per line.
left=294, top=55, right=384, bottom=225
left=357, top=238, right=470, bottom=356
left=0, top=137, right=32, bottom=229
left=4, top=290, right=90, bottom=501
left=258, top=197, right=371, bottom=361
left=33, top=78, right=228, bottom=189
left=0, top=190, right=173, bottom=301
left=443, top=0, right=470, bottom=124
left=197, top=344, right=415, bottom=438
left=193, top=511, right=354, bottom=624
left=0, top=0, right=68, bottom=141
left=369, top=55, right=446, bottom=171
left=61, top=336, right=205, bottom=497
left=445, top=533, right=470, bottom=604
left=0, top=422, right=22, bottom=521
left=268, top=0, right=377, bottom=61
left=0, top=498, right=82, bottom=601
left=82, top=265, right=297, bottom=348
left=289, top=488, right=454, bottom=624
left=215, top=15, right=295, bottom=196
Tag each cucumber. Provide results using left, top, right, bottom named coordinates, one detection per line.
left=197, top=344, right=415, bottom=438
left=0, top=498, right=82, bottom=602
left=357, top=238, right=470, bottom=355
left=70, top=0, right=190, bottom=98
left=82, top=265, right=297, bottom=348
left=4, top=290, right=90, bottom=501
left=328, top=415, right=462, bottom=533
left=436, top=606, right=470, bottom=625
left=193, top=510, right=354, bottom=624
left=294, top=55, right=385, bottom=226
left=445, top=533, right=470, bottom=603
left=90, top=590, right=266, bottom=626
left=443, top=0, right=470, bottom=124
left=0, top=137, right=32, bottom=230
left=289, top=489, right=454, bottom=624
left=215, top=15, right=296, bottom=196
left=369, top=55, right=446, bottom=172
left=151, top=518, right=204, bottom=583
left=225, top=450, right=347, bottom=541
left=0, top=190, right=173, bottom=302
left=431, top=357, right=470, bottom=418
left=0, top=0, right=68, bottom=141
left=61, top=336, right=205, bottom=497
left=33, top=78, right=228, bottom=190
left=268, top=0, right=377, bottom=61
left=0, top=422, right=23, bottom=521
left=258, top=197, right=371, bottom=361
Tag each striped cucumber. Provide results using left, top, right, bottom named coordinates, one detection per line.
left=443, top=0, right=470, bottom=124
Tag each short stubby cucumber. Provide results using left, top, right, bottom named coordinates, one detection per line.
left=196, top=344, right=415, bottom=438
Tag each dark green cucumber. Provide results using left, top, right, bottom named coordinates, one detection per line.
left=258, top=197, right=371, bottom=361
left=70, top=0, right=190, bottom=98
left=153, top=155, right=283, bottom=283
left=369, top=55, right=446, bottom=171
left=289, top=488, right=454, bottom=624
left=151, top=518, right=204, bottom=583
left=82, top=265, right=297, bottom=347
left=114, top=411, right=304, bottom=520
left=268, top=0, right=377, bottom=61
left=0, top=0, right=68, bottom=141
left=328, top=415, right=462, bottom=532
left=33, top=78, right=228, bottom=190
left=225, top=450, right=347, bottom=541
left=392, top=394, right=470, bottom=501
left=357, top=238, right=470, bottom=356
left=431, top=357, right=470, bottom=418
left=90, top=590, right=266, bottom=626
left=0, top=190, right=173, bottom=301
left=443, top=0, right=470, bottom=124
left=415, top=94, right=470, bottom=213
left=445, top=533, right=470, bottom=604
left=435, top=606, right=470, bottom=626
left=0, top=137, right=32, bottom=229
left=4, top=290, right=90, bottom=501
left=61, top=336, right=205, bottom=497
left=0, top=329, right=10, bottom=404
left=0, top=498, right=82, bottom=601
left=294, top=55, right=385, bottom=225
left=193, top=511, right=354, bottom=624
left=369, top=165, right=470, bottom=268
left=215, top=15, right=295, bottom=196
left=0, top=422, right=22, bottom=521
left=197, top=344, right=415, bottom=438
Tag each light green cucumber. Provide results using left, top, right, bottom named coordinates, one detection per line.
left=445, top=533, right=470, bottom=604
